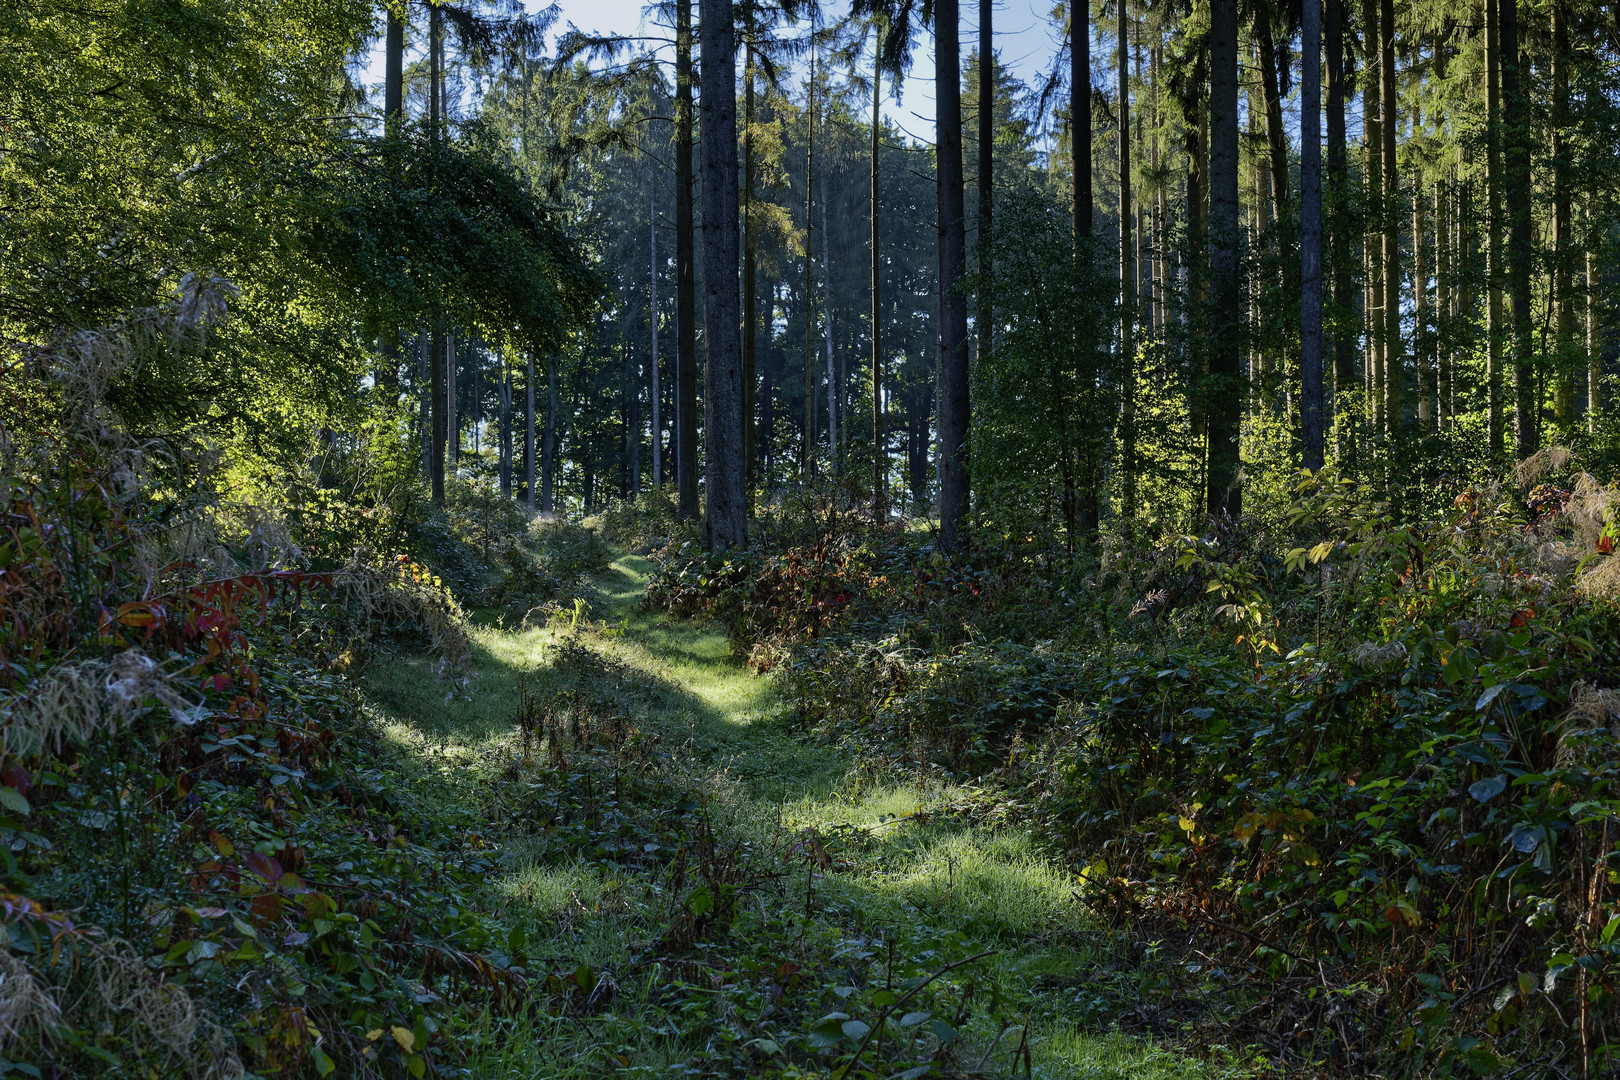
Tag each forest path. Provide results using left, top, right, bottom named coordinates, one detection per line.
left=366, top=548, right=1236, bottom=1080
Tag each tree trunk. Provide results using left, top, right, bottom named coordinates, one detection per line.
left=871, top=26, right=885, bottom=512
left=1071, top=0, right=1091, bottom=240
left=1301, top=0, right=1324, bottom=470
left=1118, top=1, right=1135, bottom=512
left=803, top=42, right=816, bottom=478
left=651, top=190, right=663, bottom=487
left=626, top=345, right=641, bottom=497
left=937, top=0, right=971, bottom=551
left=1207, top=0, right=1241, bottom=519
left=676, top=0, right=699, bottom=517
left=1326, top=0, right=1353, bottom=453
left=428, top=5, right=446, bottom=507
left=823, top=147, right=836, bottom=466
left=500, top=356, right=512, bottom=497
left=977, top=3, right=993, bottom=376
left=526, top=355, right=536, bottom=512
left=699, top=0, right=747, bottom=550
left=1552, top=1, right=1574, bottom=429
left=742, top=52, right=756, bottom=498
left=1379, top=0, right=1400, bottom=437
left=1485, top=0, right=1504, bottom=457
left=1588, top=236, right=1601, bottom=433
left=1501, top=0, right=1534, bottom=455
left=1255, top=13, right=1290, bottom=220
left=542, top=359, right=556, bottom=512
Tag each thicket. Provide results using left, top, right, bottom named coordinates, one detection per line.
left=0, top=281, right=577, bottom=1077
left=643, top=467, right=1620, bottom=1076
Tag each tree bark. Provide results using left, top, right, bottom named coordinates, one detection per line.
left=526, top=355, right=536, bottom=512
left=542, top=358, right=556, bottom=512
left=1301, top=0, right=1324, bottom=470
left=1379, top=0, right=1400, bottom=437
left=1255, top=13, right=1290, bottom=219
left=1118, top=1, right=1135, bottom=511
left=1485, top=0, right=1504, bottom=457
left=1501, top=0, right=1534, bottom=455
left=1552, top=1, right=1574, bottom=429
left=937, top=0, right=971, bottom=551
left=977, top=2, right=993, bottom=378
left=699, top=0, right=747, bottom=551
left=872, top=25, right=885, bottom=512
left=742, top=51, right=756, bottom=497
left=803, top=40, right=816, bottom=478
left=675, top=0, right=699, bottom=517
left=651, top=190, right=663, bottom=487
left=1207, top=0, right=1242, bottom=519
left=500, top=356, right=512, bottom=497
left=1071, top=0, right=1091, bottom=240
left=1325, top=0, right=1353, bottom=452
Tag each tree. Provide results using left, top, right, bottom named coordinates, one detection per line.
left=699, top=0, right=747, bottom=550
left=1300, top=0, right=1324, bottom=470
left=936, top=0, right=970, bottom=551
left=676, top=0, right=701, bottom=517
left=1206, top=0, right=1241, bottom=519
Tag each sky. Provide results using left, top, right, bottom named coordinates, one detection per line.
left=360, top=0, right=1076, bottom=146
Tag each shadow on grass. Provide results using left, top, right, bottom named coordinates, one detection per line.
left=362, top=552, right=843, bottom=802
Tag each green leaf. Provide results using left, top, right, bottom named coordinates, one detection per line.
left=686, top=886, right=714, bottom=917
left=928, top=1019, right=958, bottom=1044
left=807, top=1019, right=845, bottom=1049
left=313, top=1047, right=336, bottom=1076
left=841, top=1019, right=871, bottom=1041
left=899, top=1011, right=932, bottom=1027
left=0, top=788, right=28, bottom=816
left=1475, top=683, right=1510, bottom=712
left=1468, top=775, right=1508, bottom=803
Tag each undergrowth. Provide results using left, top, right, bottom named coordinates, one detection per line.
left=642, top=466, right=1620, bottom=1078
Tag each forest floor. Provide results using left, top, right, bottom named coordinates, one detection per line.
left=363, top=549, right=1265, bottom=1079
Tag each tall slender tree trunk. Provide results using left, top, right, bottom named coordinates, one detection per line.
left=1071, top=0, right=1091, bottom=239
left=1551, top=2, right=1574, bottom=429
left=1362, top=0, right=1384, bottom=438
left=500, top=356, right=512, bottom=497
left=1301, top=0, right=1324, bottom=469
left=1501, top=0, right=1534, bottom=455
left=1118, top=1, right=1135, bottom=512
left=699, top=0, right=746, bottom=550
left=1379, top=0, right=1400, bottom=437
left=526, top=355, right=536, bottom=512
left=871, top=25, right=885, bottom=511
left=803, top=41, right=816, bottom=478
left=1207, top=0, right=1242, bottom=519
left=626, top=345, right=641, bottom=497
left=977, top=1, right=993, bottom=376
left=652, top=190, right=662, bottom=487
left=1325, top=0, right=1351, bottom=441
left=742, top=49, right=756, bottom=496
left=1255, top=14, right=1289, bottom=221
left=1068, top=0, right=1091, bottom=539
left=676, top=0, right=699, bottom=517
left=823, top=157, right=836, bottom=466
left=1485, top=0, right=1504, bottom=457
left=937, top=0, right=971, bottom=551
left=428, top=6, right=446, bottom=507
left=542, top=359, right=556, bottom=512
left=1588, top=235, right=1601, bottom=433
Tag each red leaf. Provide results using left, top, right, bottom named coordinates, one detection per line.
left=243, top=852, right=283, bottom=883
left=250, top=892, right=284, bottom=927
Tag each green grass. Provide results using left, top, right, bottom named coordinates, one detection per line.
left=361, top=540, right=1253, bottom=1080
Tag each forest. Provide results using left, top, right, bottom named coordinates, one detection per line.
left=3, top=0, right=1620, bottom=1076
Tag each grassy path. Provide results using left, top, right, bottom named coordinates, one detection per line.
left=366, top=553, right=1247, bottom=1079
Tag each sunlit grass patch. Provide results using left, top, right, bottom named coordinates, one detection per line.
left=1032, top=1030, right=1233, bottom=1079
